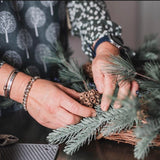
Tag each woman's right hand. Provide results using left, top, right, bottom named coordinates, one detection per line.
left=26, top=79, right=96, bottom=129
left=0, top=64, right=96, bottom=129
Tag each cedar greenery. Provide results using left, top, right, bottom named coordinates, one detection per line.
left=47, top=36, right=160, bottom=160
left=1, top=36, right=160, bottom=160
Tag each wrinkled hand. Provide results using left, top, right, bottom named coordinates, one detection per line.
left=27, top=79, right=96, bottom=129
left=92, top=42, right=139, bottom=111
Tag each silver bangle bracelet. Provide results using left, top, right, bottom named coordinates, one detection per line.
left=3, top=70, right=19, bottom=98
left=0, top=61, right=5, bottom=69
left=22, top=76, right=40, bottom=111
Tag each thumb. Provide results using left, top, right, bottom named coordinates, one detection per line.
left=60, top=92, right=96, bottom=118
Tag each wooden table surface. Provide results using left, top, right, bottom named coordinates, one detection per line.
left=0, top=110, right=160, bottom=160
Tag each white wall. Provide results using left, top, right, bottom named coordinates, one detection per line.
left=139, top=1, right=160, bottom=43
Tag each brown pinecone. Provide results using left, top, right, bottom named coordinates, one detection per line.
left=80, top=89, right=100, bottom=108
left=83, top=62, right=93, bottom=79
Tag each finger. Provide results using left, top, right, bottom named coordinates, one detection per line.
left=60, top=93, right=96, bottom=118
left=129, top=81, right=139, bottom=99
left=114, top=80, right=131, bottom=109
left=56, top=107, right=81, bottom=125
left=56, top=83, right=80, bottom=100
left=101, top=74, right=116, bottom=111
left=92, top=64, right=104, bottom=93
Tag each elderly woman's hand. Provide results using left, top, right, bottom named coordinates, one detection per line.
left=8, top=71, right=96, bottom=129
left=26, top=80, right=96, bottom=129
left=92, top=42, right=139, bottom=111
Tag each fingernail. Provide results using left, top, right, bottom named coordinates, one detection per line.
left=92, top=112, right=97, bottom=117
left=114, top=104, right=121, bottom=109
left=101, top=105, right=107, bottom=111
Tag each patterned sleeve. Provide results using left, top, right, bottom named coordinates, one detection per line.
left=67, top=1, right=122, bottom=57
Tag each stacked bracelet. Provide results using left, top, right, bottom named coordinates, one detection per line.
left=22, top=76, right=40, bottom=111
left=3, top=69, right=19, bottom=98
left=0, top=61, right=5, bottom=69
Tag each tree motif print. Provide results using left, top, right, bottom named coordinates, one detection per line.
left=0, top=11, right=16, bottom=43
left=41, top=1, right=58, bottom=16
left=45, top=23, right=60, bottom=44
left=35, top=44, right=52, bottom=73
left=3, top=50, right=22, bottom=69
left=11, top=1, right=24, bottom=11
left=25, top=7, right=46, bottom=37
left=17, top=29, right=33, bottom=59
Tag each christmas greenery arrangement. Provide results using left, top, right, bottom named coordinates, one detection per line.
left=46, top=35, right=160, bottom=160
left=1, top=35, right=160, bottom=160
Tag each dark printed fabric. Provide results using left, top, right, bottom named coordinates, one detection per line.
left=0, top=1, right=65, bottom=80
left=0, top=1, right=122, bottom=114
left=67, top=1, right=122, bottom=57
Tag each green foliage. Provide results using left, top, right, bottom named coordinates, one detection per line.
left=103, top=55, right=136, bottom=82
left=136, top=34, right=160, bottom=61
left=47, top=36, right=160, bottom=160
left=45, top=43, right=90, bottom=92
left=144, top=61, right=160, bottom=81
left=48, top=98, right=139, bottom=155
left=134, top=134, right=157, bottom=160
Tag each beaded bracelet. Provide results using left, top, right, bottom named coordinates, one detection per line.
left=22, top=76, right=40, bottom=111
left=3, top=69, right=19, bottom=98
left=0, top=61, right=5, bottom=69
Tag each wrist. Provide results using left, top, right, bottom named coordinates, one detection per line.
left=96, top=41, right=120, bottom=57
left=10, top=72, right=32, bottom=103
left=0, top=63, right=15, bottom=96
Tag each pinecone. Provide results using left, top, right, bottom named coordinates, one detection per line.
left=83, top=62, right=93, bottom=79
left=80, top=89, right=100, bottom=108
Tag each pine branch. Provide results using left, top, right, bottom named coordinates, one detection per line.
left=135, top=118, right=160, bottom=138
left=136, top=34, right=160, bottom=61
left=102, top=98, right=138, bottom=136
left=134, top=133, right=157, bottom=160
left=45, top=43, right=90, bottom=91
left=144, top=61, right=160, bottom=81
left=102, top=55, right=136, bottom=82
left=48, top=98, right=139, bottom=155
left=63, top=119, right=101, bottom=155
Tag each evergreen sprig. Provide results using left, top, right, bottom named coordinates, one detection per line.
left=144, top=61, right=160, bottom=81
left=36, top=36, right=160, bottom=159
left=102, top=55, right=136, bottom=82
left=134, top=134, right=157, bottom=160
left=48, top=98, right=139, bottom=155
left=45, top=43, right=90, bottom=91
left=136, top=34, right=160, bottom=61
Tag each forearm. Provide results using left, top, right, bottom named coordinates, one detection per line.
left=0, top=63, right=31, bottom=103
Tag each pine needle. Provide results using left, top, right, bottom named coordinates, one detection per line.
left=134, top=133, right=157, bottom=160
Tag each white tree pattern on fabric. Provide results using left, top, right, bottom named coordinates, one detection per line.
left=35, top=44, right=52, bottom=73
left=3, top=50, right=22, bottom=68
left=17, top=29, right=33, bottom=59
left=45, top=23, right=60, bottom=44
left=41, top=1, right=58, bottom=16
left=12, top=1, right=24, bottom=11
left=0, top=11, right=16, bottom=43
left=25, top=7, right=46, bottom=37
